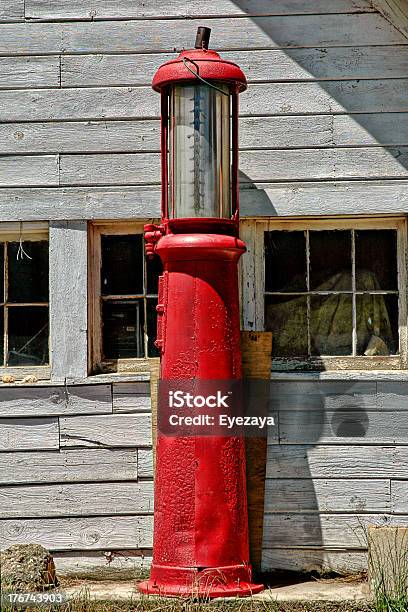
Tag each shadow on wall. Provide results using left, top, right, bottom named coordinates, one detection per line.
left=231, top=1, right=408, bottom=216
left=228, top=0, right=401, bottom=571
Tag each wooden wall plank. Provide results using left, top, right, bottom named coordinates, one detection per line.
left=0, top=418, right=59, bottom=451
left=262, top=549, right=368, bottom=573
left=372, top=0, right=408, bottom=40
left=59, top=147, right=408, bottom=186
left=61, top=46, right=408, bottom=87
left=113, top=383, right=151, bottom=413
left=0, top=57, right=60, bottom=89
left=0, top=448, right=138, bottom=484
left=278, top=409, right=408, bottom=444
left=0, top=121, right=160, bottom=154
left=25, top=0, right=374, bottom=20
left=391, top=480, right=408, bottom=512
left=2, top=115, right=408, bottom=155
left=0, top=514, right=153, bottom=550
left=1, top=80, right=407, bottom=123
left=377, top=381, right=408, bottom=410
left=2, top=180, right=408, bottom=221
left=0, top=385, right=112, bottom=417
left=50, top=221, right=88, bottom=380
left=60, top=414, right=152, bottom=447
left=0, top=481, right=154, bottom=518
left=269, top=380, right=376, bottom=411
left=263, top=513, right=408, bottom=548
left=53, top=551, right=153, bottom=578
left=0, top=15, right=404, bottom=57
left=266, top=445, right=400, bottom=478
left=264, top=478, right=390, bottom=512
left=0, top=1, right=24, bottom=21
left=138, top=449, right=153, bottom=479
left=0, top=155, right=58, bottom=187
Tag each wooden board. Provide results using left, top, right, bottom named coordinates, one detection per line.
left=241, top=331, right=272, bottom=570
left=2, top=180, right=408, bottom=221
left=53, top=550, right=153, bottom=578
left=262, top=548, right=368, bottom=573
left=50, top=221, right=88, bottom=380
left=264, top=478, right=390, bottom=513
left=0, top=514, right=154, bottom=550
left=112, top=382, right=151, bottom=413
left=0, top=1, right=24, bottom=21
left=391, top=480, right=408, bottom=512
left=0, top=481, right=154, bottom=518
left=0, top=418, right=59, bottom=451
left=333, top=113, right=408, bottom=146
left=372, top=0, right=408, bottom=39
left=149, top=358, right=160, bottom=472
left=60, top=413, right=152, bottom=447
left=377, top=381, right=408, bottom=410
left=61, top=46, right=408, bottom=87
left=263, top=513, right=408, bottom=548
left=2, top=80, right=408, bottom=122
left=59, top=146, right=408, bottom=186
left=0, top=15, right=403, bottom=56
left=0, top=385, right=112, bottom=417
left=265, top=445, right=402, bottom=478
left=0, top=121, right=160, bottom=154
left=269, top=380, right=376, bottom=411
left=138, top=449, right=153, bottom=479
left=0, top=155, right=58, bottom=187
left=25, top=0, right=374, bottom=20
left=0, top=448, right=138, bottom=484
left=0, top=57, right=60, bottom=89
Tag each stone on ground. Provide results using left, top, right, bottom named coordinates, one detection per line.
left=0, top=543, right=58, bottom=592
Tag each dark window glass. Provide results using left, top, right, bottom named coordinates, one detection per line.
left=8, top=306, right=49, bottom=366
left=146, top=255, right=163, bottom=295
left=101, top=235, right=143, bottom=295
left=146, top=299, right=160, bottom=357
left=355, top=230, right=397, bottom=290
left=310, top=231, right=351, bottom=290
left=265, top=295, right=308, bottom=357
left=102, top=300, right=145, bottom=359
left=357, top=294, right=399, bottom=355
left=8, top=241, right=49, bottom=303
left=265, top=231, right=306, bottom=292
left=310, top=295, right=352, bottom=356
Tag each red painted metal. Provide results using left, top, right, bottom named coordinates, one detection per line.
left=139, top=31, right=263, bottom=599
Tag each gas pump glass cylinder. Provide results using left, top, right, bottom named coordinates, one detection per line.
left=169, top=83, right=230, bottom=218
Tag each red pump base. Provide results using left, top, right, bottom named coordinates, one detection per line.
left=138, top=564, right=263, bottom=598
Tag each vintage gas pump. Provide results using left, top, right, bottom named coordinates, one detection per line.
left=139, top=27, right=263, bottom=598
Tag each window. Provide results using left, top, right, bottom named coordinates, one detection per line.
left=242, top=218, right=407, bottom=371
left=0, top=223, right=49, bottom=370
left=89, top=223, right=162, bottom=373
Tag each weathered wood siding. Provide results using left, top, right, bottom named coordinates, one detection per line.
left=0, top=0, right=408, bottom=577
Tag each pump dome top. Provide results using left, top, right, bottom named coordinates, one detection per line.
left=152, top=27, right=247, bottom=93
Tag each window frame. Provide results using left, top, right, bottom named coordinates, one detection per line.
left=241, top=216, right=408, bottom=371
left=0, top=222, right=50, bottom=379
left=89, top=221, right=160, bottom=374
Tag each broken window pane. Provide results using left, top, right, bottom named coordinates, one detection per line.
left=355, top=230, right=397, bottom=290
left=310, top=295, right=352, bottom=356
left=265, top=231, right=306, bottom=292
left=356, top=294, right=399, bottom=355
left=101, top=235, right=143, bottom=295
left=102, top=300, right=145, bottom=359
left=265, top=295, right=308, bottom=357
left=146, top=254, right=163, bottom=295
left=8, top=306, right=49, bottom=365
left=146, top=298, right=160, bottom=357
left=8, top=241, right=49, bottom=303
left=310, top=231, right=351, bottom=290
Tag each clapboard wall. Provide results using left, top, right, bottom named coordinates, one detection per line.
left=1, top=0, right=408, bottom=576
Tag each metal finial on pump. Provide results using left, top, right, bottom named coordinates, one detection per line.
left=195, top=26, right=211, bottom=49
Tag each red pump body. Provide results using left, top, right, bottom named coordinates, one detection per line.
left=138, top=35, right=263, bottom=598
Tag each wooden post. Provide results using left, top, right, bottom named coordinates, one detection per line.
left=241, top=331, right=272, bottom=572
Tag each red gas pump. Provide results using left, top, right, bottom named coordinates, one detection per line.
left=139, top=27, right=263, bottom=598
